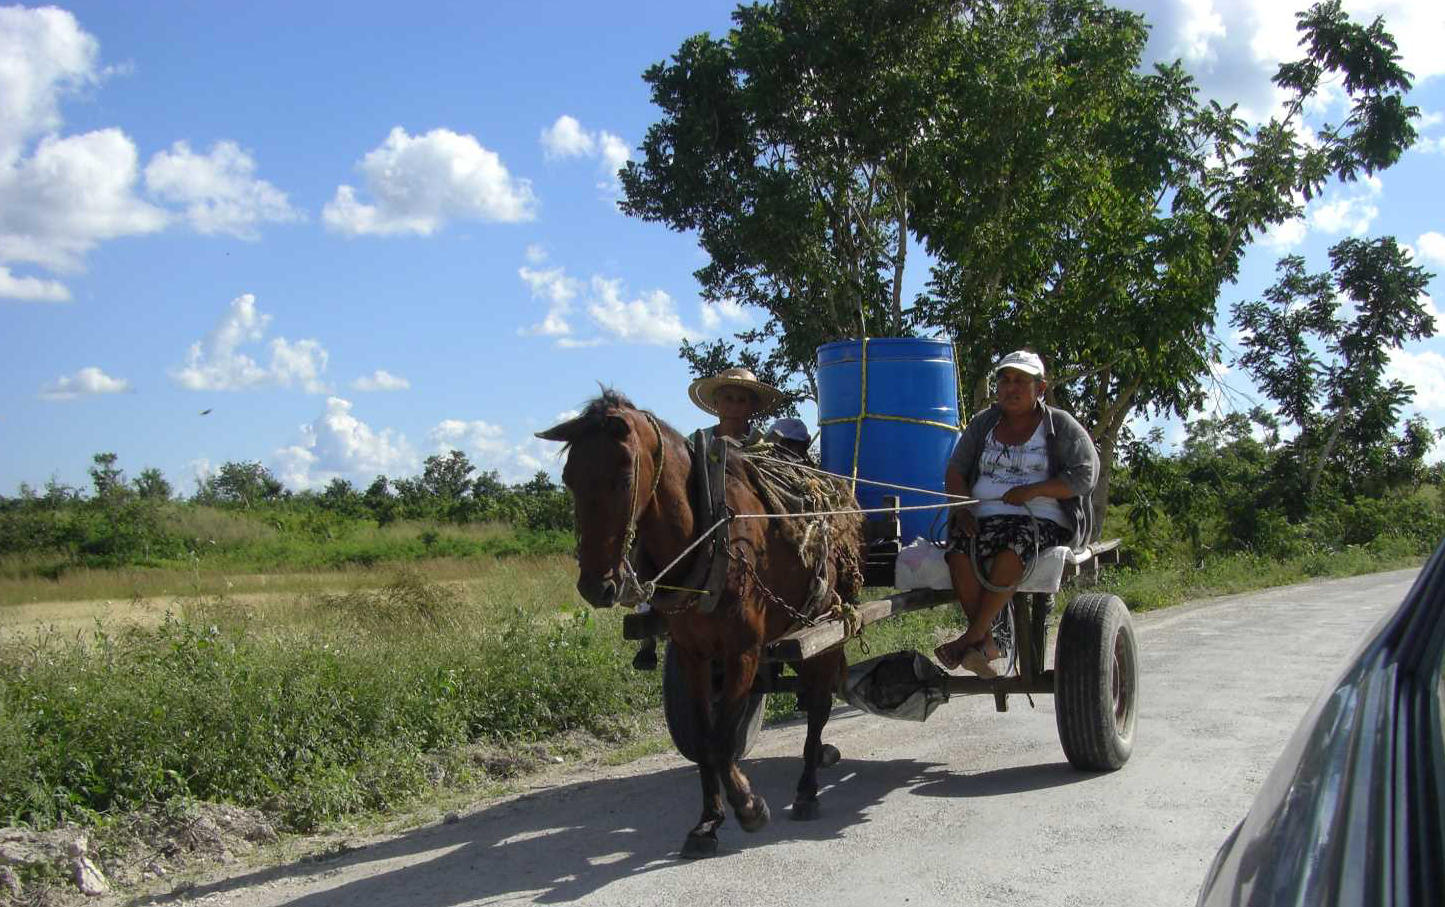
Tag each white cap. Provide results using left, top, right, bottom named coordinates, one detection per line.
left=995, top=350, right=1045, bottom=378
left=767, top=417, right=810, bottom=443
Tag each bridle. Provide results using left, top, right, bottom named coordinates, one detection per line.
left=611, top=411, right=666, bottom=604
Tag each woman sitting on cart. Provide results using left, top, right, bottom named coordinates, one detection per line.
left=935, top=350, right=1098, bottom=678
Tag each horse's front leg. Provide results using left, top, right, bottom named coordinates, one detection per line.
left=712, top=648, right=770, bottom=833
left=792, top=649, right=844, bottom=820
left=677, top=648, right=726, bottom=860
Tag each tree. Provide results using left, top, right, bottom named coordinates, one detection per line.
left=624, top=0, right=1421, bottom=533
left=421, top=450, right=475, bottom=505
left=622, top=0, right=958, bottom=397
left=132, top=467, right=173, bottom=501
left=199, top=461, right=284, bottom=509
left=89, top=452, right=127, bottom=501
left=1233, top=236, right=1435, bottom=513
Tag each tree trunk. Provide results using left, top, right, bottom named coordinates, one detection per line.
left=1307, top=408, right=1348, bottom=502
left=1089, top=378, right=1140, bottom=539
left=890, top=188, right=907, bottom=332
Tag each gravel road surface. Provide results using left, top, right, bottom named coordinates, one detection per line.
left=138, top=569, right=1418, bottom=907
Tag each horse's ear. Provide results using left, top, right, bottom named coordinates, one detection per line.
left=536, top=414, right=584, bottom=442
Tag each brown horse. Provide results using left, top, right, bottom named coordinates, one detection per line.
left=538, top=390, right=862, bottom=858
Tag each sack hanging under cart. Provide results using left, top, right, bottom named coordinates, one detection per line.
left=841, top=651, right=950, bottom=722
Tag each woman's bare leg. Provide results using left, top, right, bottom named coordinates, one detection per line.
left=958, top=550, right=1024, bottom=649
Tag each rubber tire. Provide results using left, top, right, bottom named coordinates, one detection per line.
left=1054, top=592, right=1138, bottom=771
left=663, top=642, right=767, bottom=764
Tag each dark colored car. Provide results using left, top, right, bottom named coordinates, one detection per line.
left=1196, top=541, right=1445, bottom=905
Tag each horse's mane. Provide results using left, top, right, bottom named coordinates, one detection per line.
left=563, top=389, right=684, bottom=449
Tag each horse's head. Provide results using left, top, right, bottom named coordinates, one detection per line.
left=537, top=391, right=666, bottom=608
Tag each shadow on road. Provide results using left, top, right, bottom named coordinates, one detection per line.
left=129, top=752, right=1085, bottom=907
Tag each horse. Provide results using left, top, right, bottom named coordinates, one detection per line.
left=538, top=390, right=863, bottom=858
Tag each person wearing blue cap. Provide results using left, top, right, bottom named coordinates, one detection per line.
left=935, top=350, right=1098, bottom=678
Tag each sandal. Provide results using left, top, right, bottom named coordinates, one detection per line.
left=960, top=643, right=999, bottom=679
left=934, top=639, right=966, bottom=671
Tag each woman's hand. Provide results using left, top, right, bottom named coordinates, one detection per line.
left=1001, top=484, right=1036, bottom=506
left=949, top=508, right=978, bottom=537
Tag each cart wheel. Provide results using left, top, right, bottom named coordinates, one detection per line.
left=663, top=642, right=767, bottom=764
left=990, top=599, right=1016, bottom=665
left=1054, top=592, right=1138, bottom=771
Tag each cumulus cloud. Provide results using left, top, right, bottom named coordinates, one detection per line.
left=273, top=396, right=416, bottom=490
left=540, top=115, right=630, bottom=195
left=518, top=264, right=584, bottom=337
left=144, top=140, right=301, bottom=238
left=699, top=298, right=752, bottom=331
left=1124, top=1, right=1445, bottom=124
left=0, top=128, right=168, bottom=272
left=0, top=265, right=69, bottom=301
left=351, top=369, right=410, bottom=392
left=323, top=127, right=536, bottom=236
left=0, top=6, right=99, bottom=165
left=430, top=418, right=559, bottom=482
left=587, top=277, right=690, bottom=345
left=38, top=365, right=129, bottom=400
left=1387, top=348, right=1445, bottom=411
left=171, top=293, right=330, bottom=393
left=1416, top=232, right=1445, bottom=267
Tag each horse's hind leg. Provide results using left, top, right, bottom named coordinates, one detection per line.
left=792, top=649, right=844, bottom=821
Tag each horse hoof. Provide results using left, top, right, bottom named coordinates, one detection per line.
left=680, top=833, right=718, bottom=859
left=820, top=744, right=841, bottom=768
left=738, top=796, right=771, bottom=833
left=790, top=799, right=820, bottom=821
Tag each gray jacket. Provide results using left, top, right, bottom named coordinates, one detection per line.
left=947, top=403, right=1099, bottom=548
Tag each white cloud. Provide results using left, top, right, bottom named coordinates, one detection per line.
left=1259, top=217, right=1307, bottom=250
left=0, top=128, right=168, bottom=272
left=1387, top=348, right=1445, bottom=410
left=0, top=265, right=68, bottom=301
left=1124, top=1, right=1445, bottom=125
left=430, top=418, right=561, bottom=482
left=1309, top=195, right=1378, bottom=236
left=540, top=115, right=630, bottom=195
left=323, top=127, right=536, bottom=236
left=0, top=10, right=165, bottom=293
left=1416, top=232, right=1445, bottom=267
left=587, top=276, right=690, bottom=345
left=273, top=396, right=416, bottom=490
left=38, top=365, right=129, bottom=400
left=700, top=298, right=752, bottom=331
left=0, top=6, right=99, bottom=165
left=524, top=243, right=548, bottom=264
left=351, top=369, right=411, bottom=392
left=144, top=140, right=301, bottom=238
left=540, top=115, right=595, bottom=159
left=1417, top=136, right=1445, bottom=155
left=519, top=264, right=583, bottom=337
left=1420, top=111, right=1443, bottom=130
left=171, top=293, right=330, bottom=393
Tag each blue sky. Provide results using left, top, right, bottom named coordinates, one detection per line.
left=2, top=0, right=1442, bottom=496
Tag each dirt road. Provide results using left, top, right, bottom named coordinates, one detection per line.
left=132, top=569, right=1415, bottom=907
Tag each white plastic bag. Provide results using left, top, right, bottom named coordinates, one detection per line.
left=893, top=537, right=952, bottom=590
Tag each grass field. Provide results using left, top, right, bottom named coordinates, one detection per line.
left=0, top=537, right=1429, bottom=844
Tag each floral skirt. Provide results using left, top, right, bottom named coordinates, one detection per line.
left=949, top=514, right=1069, bottom=564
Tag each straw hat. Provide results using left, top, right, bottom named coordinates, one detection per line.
left=687, top=367, right=784, bottom=417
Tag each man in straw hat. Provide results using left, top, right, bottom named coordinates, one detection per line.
left=633, top=367, right=785, bottom=670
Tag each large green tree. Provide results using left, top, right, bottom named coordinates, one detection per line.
left=623, top=0, right=1420, bottom=532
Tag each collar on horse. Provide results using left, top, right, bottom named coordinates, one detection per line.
left=616, top=417, right=730, bottom=614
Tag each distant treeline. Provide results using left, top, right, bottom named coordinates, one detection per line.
left=0, top=450, right=574, bottom=571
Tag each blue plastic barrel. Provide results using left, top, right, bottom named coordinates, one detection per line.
left=817, top=338, right=961, bottom=544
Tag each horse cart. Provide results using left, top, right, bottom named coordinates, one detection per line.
left=540, top=378, right=1137, bottom=857
left=622, top=495, right=1138, bottom=774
